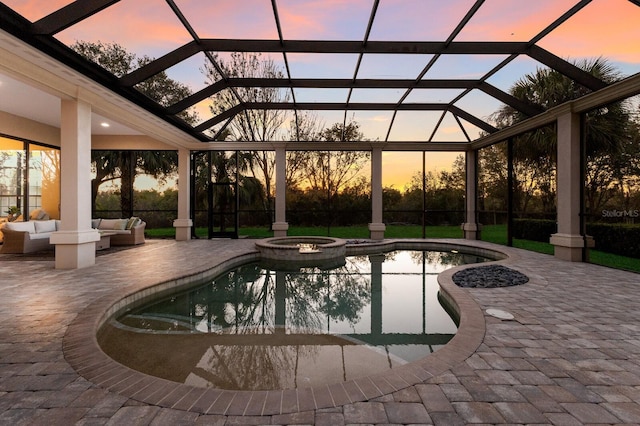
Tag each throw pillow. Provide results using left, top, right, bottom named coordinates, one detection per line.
left=98, top=219, right=119, bottom=230
left=34, top=220, right=56, bottom=234
left=5, top=221, right=36, bottom=233
left=114, top=219, right=128, bottom=230
left=126, top=216, right=139, bottom=230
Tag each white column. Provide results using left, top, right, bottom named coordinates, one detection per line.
left=462, top=150, right=481, bottom=239
left=550, top=109, right=593, bottom=261
left=272, top=146, right=288, bottom=236
left=50, top=99, right=99, bottom=269
left=173, top=148, right=192, bottom=240
left=368, top=146, right=385, bottom=240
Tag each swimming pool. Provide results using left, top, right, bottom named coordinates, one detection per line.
left=99, top=249, right=489, bottom=391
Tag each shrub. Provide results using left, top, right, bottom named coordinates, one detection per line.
left=587, top=223, right=640, bottom=259
left=513, top=218, right=640, bottom=259
left=512, top=219, right=556, bottom=242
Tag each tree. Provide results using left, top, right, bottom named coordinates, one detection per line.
left=491, top=58, right=627, bottom=158
left=284, top=112, right=324, bottom=190
left=72, top=41, right=197, bottom=123
left=478, top=143, right=509, bottom=215
left=192, top=127, right=260, bottom=232
left=71, top=41, right=191, bottom=217
left=203, top=52, right=289, bottom=222
left=296, top=121, right=370, bottom=196
left=489, top=57, right=634, bottom=216
left=398, top=155, right=466, bottom=225
left=90, top=149, right=177, bottom=218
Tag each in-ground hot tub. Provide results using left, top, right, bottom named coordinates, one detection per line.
left=255, top=236, right=347, bottom=264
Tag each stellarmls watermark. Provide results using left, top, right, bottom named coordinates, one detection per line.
left=602, top=209, right=640, bottom=218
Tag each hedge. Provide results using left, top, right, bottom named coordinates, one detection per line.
left=512, top=219, right=556, bottom=243
left=512, top=219, right=640, bottom=259
left=587, top=223, right=640, bottom=259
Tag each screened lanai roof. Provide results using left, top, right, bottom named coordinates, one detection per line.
left=1, top=0, right=640, bottom=149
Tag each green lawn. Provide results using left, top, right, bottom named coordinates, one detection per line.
left=145, top=224, right=639, bottom=273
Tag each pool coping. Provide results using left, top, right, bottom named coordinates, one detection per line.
left=62, top=239, right=511, bottom=416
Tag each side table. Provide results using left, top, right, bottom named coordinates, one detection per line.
left=97, top=231, right=117, bottom=250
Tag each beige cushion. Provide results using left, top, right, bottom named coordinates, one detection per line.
left=29, top=233, right=50, bottom=240
left=4, top=221, right=36, bottom=233
left=34, top=220, right=56, bottom=233
left=99, top=219, right=126, bottom=230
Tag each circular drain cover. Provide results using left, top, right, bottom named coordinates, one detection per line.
left=486, top=309, right=514, bottom=320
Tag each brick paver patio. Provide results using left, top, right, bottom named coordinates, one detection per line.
left=0, top=238, right=639, bottom=425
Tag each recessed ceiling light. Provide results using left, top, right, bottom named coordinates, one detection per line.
left=100, top=122, right=110, bottom=128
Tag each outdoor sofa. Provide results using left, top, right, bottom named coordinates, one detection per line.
left=0, top=219, right=57, bottom=254
left=0, top=217, right=145, bottom=254
left=93, top=218, right=146, bottom=246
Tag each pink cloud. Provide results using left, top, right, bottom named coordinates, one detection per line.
left=538, top=1, right=640, bottom=64
left=173, top=0, right=278, bottom=39
left=455, top=0, right=579, bottom=41
left=370, top=0, right=476, bottom=41
left=55, top=2, right=192, bottom=58
left=2, top=0, right=72, bottom=22
left=277, top=0, right=373, bottom=40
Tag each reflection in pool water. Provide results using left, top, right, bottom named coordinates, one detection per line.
left=99, top=250, right=489, bottom=390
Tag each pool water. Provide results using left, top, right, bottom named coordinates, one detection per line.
left=99, top=250, right=489, bottom=390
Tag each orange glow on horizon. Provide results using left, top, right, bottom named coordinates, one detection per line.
left=382, top=152, right=462, bottom=190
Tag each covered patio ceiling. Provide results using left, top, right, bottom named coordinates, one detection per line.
left=1, top=0, right=640, bottom=150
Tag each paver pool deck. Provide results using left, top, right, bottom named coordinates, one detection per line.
left=1, top=238, right=639, bottom=425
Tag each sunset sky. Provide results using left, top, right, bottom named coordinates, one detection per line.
left=4, top=0, right=640, bottom=188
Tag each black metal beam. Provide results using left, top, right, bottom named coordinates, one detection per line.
left=195, top=102, right=497, bottom=134
left=32, top=0, right=120, bottom=35
left=197, top=102, right=454, bottom=132
left=121, top=40, right=534, bottom=86
left=0, top=1, right=623, bottom=147
left=119, top=41, right=201, bottom=86
left=167, top=78, right=538, bottom=121
left=230, top=101, right=451, bottom=111
left=478, top=82, right=544, bottom=117
left=529, top=0, right=592, bottom=44
left=167, top=78, right=481, bottom=114
left=449, top=106, right=497, bottom=133
left=194, top=105, right=244, bottom=132
left=196, top=39, right=532, bottom=54
left=528, top=45, right=607, bottom=91
left=0, top=4, right=211, bottom=142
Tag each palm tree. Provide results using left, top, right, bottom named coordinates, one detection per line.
left=492, top=57, right=629, bottom=160
left=490, top=57, right=634, bottom=215
left=91, top=150, right=177, bottom=218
